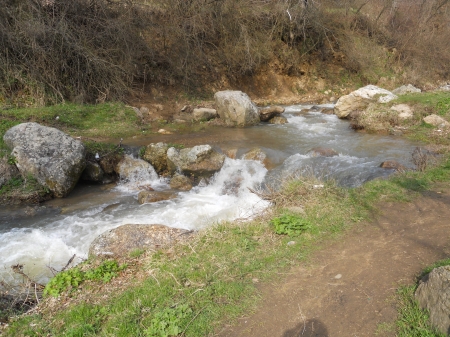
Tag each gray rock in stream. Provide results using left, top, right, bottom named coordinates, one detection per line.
left=3, top=123, right=86, bottom=197
left=167, top=145, right=225, bottom=178
left=214, top=90, right=260, bottom=127
left=89, top=224, right=194, bottom=259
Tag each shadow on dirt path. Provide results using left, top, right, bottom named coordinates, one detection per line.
left=218, top=183, right=450, bottom=337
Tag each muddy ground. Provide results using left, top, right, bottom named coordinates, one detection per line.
left=217, top=183, right=450, bottom=337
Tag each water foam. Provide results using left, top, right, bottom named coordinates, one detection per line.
left=0, top=158, right=269, bottom=285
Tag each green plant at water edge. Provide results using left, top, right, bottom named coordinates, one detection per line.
left=271, top=214, right=312, bottom=236
left=144, top=304, right=192, bottom=337
left=43, top=260, right=127, bottom=297
left=7, top=155, right=16, bottom=165
left=167, top=143, right=185, bottom=149
left=139, top=146, right=146, bottom=158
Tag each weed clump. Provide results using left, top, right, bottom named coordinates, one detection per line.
left=43, top=260, right=127, bottom=297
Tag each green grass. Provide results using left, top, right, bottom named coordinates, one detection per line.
left=0, top=102, right=140, bottom=157
left=396, top=92, right=450, bottom=117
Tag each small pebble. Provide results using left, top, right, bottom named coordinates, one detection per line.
left=252, top=278, right=259, bottom=283
left=287, top=241, right=296, bottom=246
left=334, top=274, right=342, bottom=279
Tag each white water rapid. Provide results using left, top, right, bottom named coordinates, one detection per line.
left=0, top=158, right=269, bottom=285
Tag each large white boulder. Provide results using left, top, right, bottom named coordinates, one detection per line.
left=214, top=90, right=260, bottom=127
left=334, top=85, right=398, bottom=119
left=3, top=123, right=85, bottom=197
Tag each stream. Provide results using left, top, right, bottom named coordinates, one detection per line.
left=0, top=103, right=421, bottom=286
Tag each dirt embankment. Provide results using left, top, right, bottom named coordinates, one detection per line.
left=218, top=183, right=450, bottom=337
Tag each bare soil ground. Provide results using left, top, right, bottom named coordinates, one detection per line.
left=218, top=183, right=450, bottom=337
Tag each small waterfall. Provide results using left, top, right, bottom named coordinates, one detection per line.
left=0, top=158, right=269, bottom=285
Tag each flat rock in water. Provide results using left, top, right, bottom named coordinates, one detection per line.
left=309, top=147, right=339, bottom=157
left=89, top=224, right=193, bottom=258
left=380, top=160, right=405, bottom=171
left=167, top=145, right=225, bottom=178
left=170, top=174, right=193, bottom=191
left=3, top=122, right=85, bottom=197
left=259, top=106, right=285, bottom=122
left=268, top=116, right=288, bottom=124
left=138, top=191, right=176, bottom=204
left=415, top=266, right=450, bottom=335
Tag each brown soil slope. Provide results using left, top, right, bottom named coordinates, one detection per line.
left=218, top=184, right=450, bottom=337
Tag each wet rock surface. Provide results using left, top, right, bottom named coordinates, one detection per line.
left=170, top=174, right=193, bottom=191
left=259, top=105, right=285, bottom=122
left=115, top=155, right=158, bottom=184
left=268, top=116, right=288, bottom=124
left=380, top=160, right=405, bottom=171
left=3, top=122, right=85, bottom=197
left=309, top=147, right=339, bottom=157
left=89, top=224, right=194, bottom=258
left=81, top=162, right=104, bottom=182
left=167, top=145, right=225, bottom=178
left=137, top=191, right=176, bottom=204
left=142, top=142, right=170, bottom=175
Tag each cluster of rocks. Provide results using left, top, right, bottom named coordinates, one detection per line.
left=334, top=84, right=450, bottom=133
left=135, top=90, right=287, bottom=127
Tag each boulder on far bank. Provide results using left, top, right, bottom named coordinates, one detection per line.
left=3, top=122, right=85, bottom=197
left=89, top=224, right=193, bottom=259
left=214, top=90, right=260, bottom=127
left=334, top=85, right=397, bottom=119
left=392, top=84, right=421, bottom=95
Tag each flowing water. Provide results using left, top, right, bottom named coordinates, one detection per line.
left=0, top=104, right=420, bottom=285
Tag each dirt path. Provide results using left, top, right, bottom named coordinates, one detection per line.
left=218, top=184, right=450, bottom=337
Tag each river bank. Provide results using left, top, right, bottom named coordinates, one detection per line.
left=1, top=88, right=450, bottom=335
